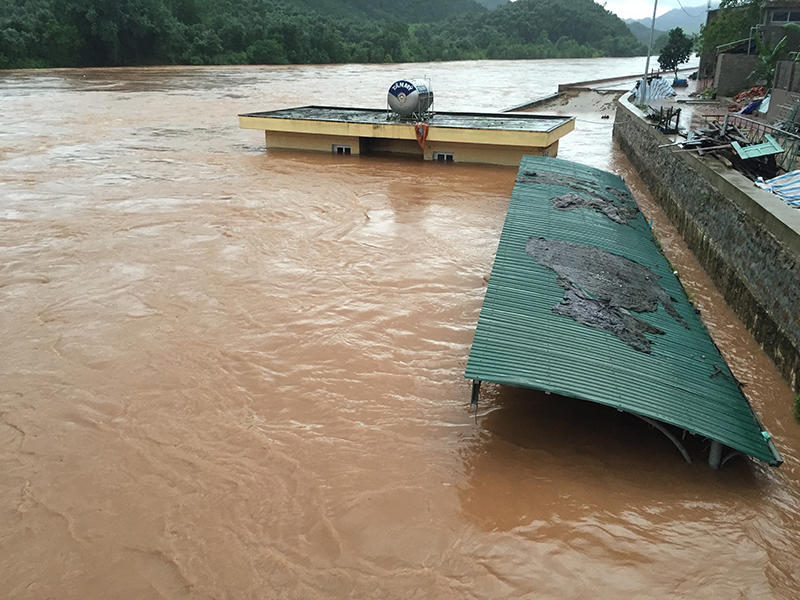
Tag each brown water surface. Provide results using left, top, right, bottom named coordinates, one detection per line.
left=1, top=61, right=798, bottom=599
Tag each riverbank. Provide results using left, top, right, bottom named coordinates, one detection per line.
left=614, top=92, right=800, bottom=394
left=525, top=75, right=800, bottom=394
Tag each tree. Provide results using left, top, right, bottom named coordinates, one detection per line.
left=749, top=33, right=788, bottom=86
left=658, top=27, right=693, bottom=78
left=698, top=0, right=760, bottom=56
left=783, top=22, right=800, bottom=61
left=0, top=0, right=651, bottom=68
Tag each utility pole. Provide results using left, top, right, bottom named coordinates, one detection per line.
left=640, top=0, right=660, bottom=103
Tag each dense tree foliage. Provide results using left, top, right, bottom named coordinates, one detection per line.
left=0, top=0, right=646, bottom=69
left=288, top=0, right=487, bottom=23
left=698, top=0, right=760, bottom=55
left=750, top=31, right=787, bottom=85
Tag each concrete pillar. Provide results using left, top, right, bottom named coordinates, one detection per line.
left=470, top=380, right=481, bottom=407
left=709, top=440, right=723, bottom=469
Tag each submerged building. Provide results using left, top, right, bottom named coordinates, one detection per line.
left=238, top=106, right=575, bottom=167
left=466, top=155, right=782, bottom=468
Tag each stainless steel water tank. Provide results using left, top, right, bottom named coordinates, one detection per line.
left=387, top=79, right=433, bottom=117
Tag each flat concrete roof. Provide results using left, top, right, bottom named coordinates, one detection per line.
left=239, top=106, right=574, bottom=133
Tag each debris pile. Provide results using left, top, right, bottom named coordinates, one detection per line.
left=772, top=100, right=800, bottom=135
left=644, top=105, right=681, bottom=133
left=664, top=117, right=782, bottom=181
left=525, top=237, right=688, bottom=353
left=732, top=86, right=767, bottom=104
left=689, top=88, right=716, bottom=100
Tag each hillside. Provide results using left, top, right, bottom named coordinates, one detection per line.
left=475, top=0, right=510, bottom=7
left=626, top=21, right=667, bottom=47
left=0, top=0, right=645, bottom=69
left=476, top=0, right=646, bottom=57
left=288, top=0, right=487, bottom=23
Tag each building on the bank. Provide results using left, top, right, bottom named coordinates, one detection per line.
left=768, top=60, right=800, bottom=124
left=761, top=1, right=800, bottom=48
left=238, top=106, right=575, bottom=167
left=700, top=1, right=800, bottom=96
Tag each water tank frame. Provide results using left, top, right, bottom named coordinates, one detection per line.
left=387, top=79, right=434, bottom=121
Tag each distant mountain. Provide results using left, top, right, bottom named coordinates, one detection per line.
left=475, top=0, right=510, bottom=7
left=627, top=20, right=667, bottom=46
left=626, top=2, right=718, bottom=35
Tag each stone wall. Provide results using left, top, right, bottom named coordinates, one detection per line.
left=613, top=96, right=800, bottom=393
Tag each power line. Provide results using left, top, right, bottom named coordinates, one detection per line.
left=673, top=0, right=708, bottom=19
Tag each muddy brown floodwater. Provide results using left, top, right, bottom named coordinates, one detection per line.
left=1, top=60, right=799, bottom=599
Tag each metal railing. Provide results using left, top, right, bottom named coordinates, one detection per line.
left=704, top=113, right=800, bottom=172
left=715, top=37, right=753, bottom=54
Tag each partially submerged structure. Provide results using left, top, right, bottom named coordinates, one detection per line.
left=466, top=156, right=782, bottom=468
left=238, top=106, right=574, bottom=166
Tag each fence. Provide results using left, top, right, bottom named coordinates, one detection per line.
left=704, top=113, right=800, bottom=173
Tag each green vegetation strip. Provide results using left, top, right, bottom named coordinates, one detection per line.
left=465, top=156, right=782, bottom=466
left=0, top=0, right=645, bottom=69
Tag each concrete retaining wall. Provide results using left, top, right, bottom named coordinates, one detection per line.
left=774, top=61, right=800, bottom=94
left=613, top=95, right=800, bottom=393
left=766, top=88, right=800, bottom=122
left=768, top=62, right=800, bottom=123
left=715, top=54, right=759, bottom=97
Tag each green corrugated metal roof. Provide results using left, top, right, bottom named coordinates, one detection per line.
left=465, top=156, right=782, bottom=466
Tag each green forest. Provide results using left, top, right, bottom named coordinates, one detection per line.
left=0, top=0, right=646, bottom=69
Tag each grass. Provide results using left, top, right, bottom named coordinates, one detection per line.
left=653, top=234, right=663, bottom=252
left=794, top=395, right=800, bottom=424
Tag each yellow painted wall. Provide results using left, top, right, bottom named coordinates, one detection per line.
left=240, top=114, right=574, bottom=149
left=265, top=131, right=361, bottom=155
left=241, top=115, right=416, bottom=141
left=423, top=140, right=559, bottom=166
left=426, top=121, right=573, bottom=148
left=250, top=118, right=567, bottom=165
left=360, top=137, right=423, bottom=157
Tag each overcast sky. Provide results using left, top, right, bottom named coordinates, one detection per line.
left=597, top=0, right=713, bottom=20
